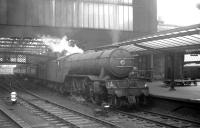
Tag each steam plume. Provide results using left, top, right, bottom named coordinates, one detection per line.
left=39, top=36, right=83, bottom=56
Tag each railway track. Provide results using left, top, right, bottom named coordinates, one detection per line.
left=2, top=76, right=200, bottom=128
left=0, top=109, right=22, bottom=128
left=1, top=84, right=122, bottom=128
left=112, top=109, right=200, bottom=128
left=0, top=88, right=27, bottom=128
left=17, top=85, right=200, bottom=128
left=19, top=97, right=121, bottom=128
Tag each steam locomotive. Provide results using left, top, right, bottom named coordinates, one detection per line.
left=14, top=48, right=149, bottom=106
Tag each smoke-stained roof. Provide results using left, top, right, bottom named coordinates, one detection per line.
left=95, top=24, right=200, bottom=54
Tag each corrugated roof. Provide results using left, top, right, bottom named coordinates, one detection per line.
left=94, top=24, right=200, bottom=54
left=137, top=34, right=200, bottom=50
left=120, top=24, right=200, bottom=53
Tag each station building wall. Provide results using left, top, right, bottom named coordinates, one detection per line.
left=0, top=0, right=157, bottom=49
left=134, top=53, right=184, bottom=81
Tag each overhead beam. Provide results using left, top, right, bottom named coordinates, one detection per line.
left=133, top=43, right=163, bottom=53
left=92, top=24, right=200, bottom=52
left=118, top=25, right=200, bottom=47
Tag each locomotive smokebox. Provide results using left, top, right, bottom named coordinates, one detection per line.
left=66, top=48, right=134, bottom=78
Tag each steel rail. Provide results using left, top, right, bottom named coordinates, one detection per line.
left=142, top=110, right=200, bottom=125
left=113, top=109, right=200, bottom=128
left=10, top=82, right=123, bottom=128
left=19, top=97, right=85, bottom=128
left=0, top=110, right=24, bottom=128
left=0, top=85, right=30, bottom=128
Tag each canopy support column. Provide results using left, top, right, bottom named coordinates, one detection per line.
left=169, top=53, right=176, bottom=91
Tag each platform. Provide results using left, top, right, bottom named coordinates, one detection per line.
left=147, top=81, right=200, bottom=103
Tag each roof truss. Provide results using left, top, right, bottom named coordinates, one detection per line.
left=0, top=37, right=50, bottom=55
left=93, top=24, right=200, bottom=54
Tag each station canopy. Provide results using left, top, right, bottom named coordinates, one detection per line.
left=96, top=24, right=200, bottom=54
left=0, top=37, right=50, bottom=55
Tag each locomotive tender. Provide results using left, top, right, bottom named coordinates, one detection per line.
left=14, top=48, right=149, bottom=106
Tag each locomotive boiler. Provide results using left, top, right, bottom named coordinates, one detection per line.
left=45, top=48, right=149, bottom=106
left=66, top=48, right=132, bottom=78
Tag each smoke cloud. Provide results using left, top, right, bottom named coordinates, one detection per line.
left=39, top=35, right=83, bottom=56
